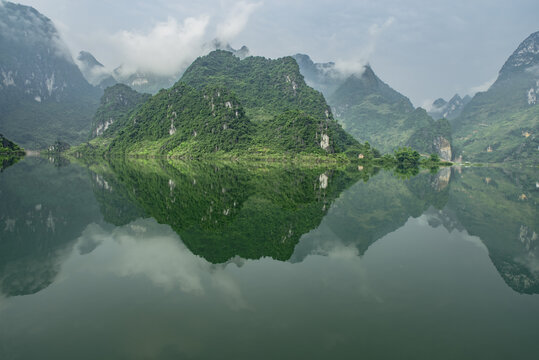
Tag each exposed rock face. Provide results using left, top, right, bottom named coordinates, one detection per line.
left=433, top=136, right=452, bottom=161
left=320, top=134, right=330, bottom=150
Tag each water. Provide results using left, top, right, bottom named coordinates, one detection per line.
left=0, top=157, right=538, bottom=359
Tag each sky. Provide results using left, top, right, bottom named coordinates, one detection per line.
left=15, top=0, right=539, bottom=107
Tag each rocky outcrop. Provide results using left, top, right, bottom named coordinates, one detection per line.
left=433, top=136, right=452, bottom=161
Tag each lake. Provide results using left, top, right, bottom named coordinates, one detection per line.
left=0, top=156, right=538, bottom=359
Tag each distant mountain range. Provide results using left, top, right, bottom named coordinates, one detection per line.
left=428, top=94, right=471, bottom=121
left=294, top=55, right=453, bottom=160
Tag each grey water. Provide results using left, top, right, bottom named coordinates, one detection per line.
left=0, top=157, right=538, bottom=360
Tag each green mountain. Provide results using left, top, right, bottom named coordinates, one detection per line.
left=0, top=2, right=101, bottom=149
left=87, top=50, right=364, bottom=159
left=452, top=31, right=539, bottom=164
left=90, top=84, right=151, bottom=138
left=293, top=55, right=453, bottom=159
left=328, top=66, right=452, bottom=158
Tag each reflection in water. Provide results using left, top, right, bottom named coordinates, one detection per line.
left=0, top=157, right=538, bottom=359
left=0, top=157, right=103, bottom=296
left=76, top=219, right=249, bottom=309
left=0, top=157, right=537, bottom=301
left=89, top=159, right=365, bottom=263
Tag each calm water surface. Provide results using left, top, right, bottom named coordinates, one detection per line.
left=0, top=157, right=537, bottom=359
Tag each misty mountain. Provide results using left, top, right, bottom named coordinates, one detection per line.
left=0, top=2, right=101, bottom=148
left=82, top=50, right=364, bottom=158
left=295, top=55, right=452, bottom=159
left=76, top=51, right=116, bottom=89
left=452, top=31, right=539, bottom=164
left=428, top=94, right=471, bottom=121
left=292, top=54, right=343, bottom=97
left=100, top=42, right=251, bottom=95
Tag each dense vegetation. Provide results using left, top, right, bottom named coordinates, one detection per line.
left=327, top=66, right=452, bottom=157
left=452, top=31, right=539, bottom=165
left=80, top=50, right=369, bottom=160
left=90, top=84, right=151, bottom=138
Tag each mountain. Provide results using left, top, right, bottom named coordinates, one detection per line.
left=76, top=51, right=116, bottom=89
left=294, top=55, right=453, bottom=160
left=0, top=2, right=101, bottom=148
left=428, top=94, right=471, bottom=120
left=90, top=84, right=151, bottom=138
left=452, top=31, right=539, bottom=164
left=292, top=54, right=343, bottom=97
left=112, top=66, right=178, bottom=95
left=328, top=66, right=452, bottom=159
left=108, top=43, right=250, bottom=95
left=88, top=50, right=364, bottom=158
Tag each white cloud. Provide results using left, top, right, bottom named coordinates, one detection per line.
left=109, top=16, right=210, bottom=77
left=216, top=1, right=262, bottom=42
left=468, top=77, right=496, bottom=95
left=332, top=16, right=395, bottom=77
left=333, top=59, right=368, bottom=77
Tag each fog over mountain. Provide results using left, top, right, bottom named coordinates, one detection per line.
left=16, top=0, right=539, bottom=106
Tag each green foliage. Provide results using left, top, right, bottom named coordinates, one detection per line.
left=87, top=50, right=363, bottom=158
left=394, top=147, right=420, bottom=166
left=328, top=68, right=451, bottom=156
left=453, top=63, right=539, bottom=164
left=90, top=84, right=151, bottom=138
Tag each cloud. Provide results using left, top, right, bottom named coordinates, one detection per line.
left=332, top=16, right=395, bottom=77
left=109, top=16, right=210, bottom=77
left=333, top=59, right=368, bottom=77
left=216, top=1, right=262, bottom=42
left=368, top=16, right=395, bottom=36
left=79, top=219, right=249, bottom=309
left=468, top=77, right=496, bottom=95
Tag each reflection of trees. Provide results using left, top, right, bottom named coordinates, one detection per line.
left=92, top=159, right=364, bottom=263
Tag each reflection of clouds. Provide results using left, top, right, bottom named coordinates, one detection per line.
left=76, top=219, right=248, bottom=309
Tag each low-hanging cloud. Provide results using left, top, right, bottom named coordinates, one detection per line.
left=332, top=16, right=395, bottom=77
left=110, top=16, right=210, bottom=77
left=468, top=77, right=496, bottom=95
left=216, top=1, right=262, bottom=42
left=105, top=1, right=261, bottom=78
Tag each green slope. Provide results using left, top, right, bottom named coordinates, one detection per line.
left=452, top=31, right=539, bottom=164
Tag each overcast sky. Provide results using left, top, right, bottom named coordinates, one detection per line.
left=17, top=0, right=539, bottom=107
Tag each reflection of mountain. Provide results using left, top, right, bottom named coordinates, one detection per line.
left=0, top=157, right=103, bottom=296
left=90, top=159, right=364, bottom=263
left=446, top=167, right=538, bottom=294
left=292, top=168, right=451, bottom=261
